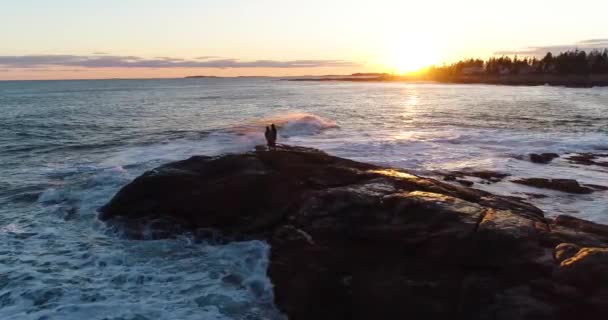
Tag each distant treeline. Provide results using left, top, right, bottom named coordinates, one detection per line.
left=427, top=49, right=608, bottom=77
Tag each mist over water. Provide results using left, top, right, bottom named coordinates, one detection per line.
left=1, top=78, right=607, bottom=319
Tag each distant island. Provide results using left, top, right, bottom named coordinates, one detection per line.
left=184, top=75, right=221, bottom=78
left=288, top=49, right=608, bottom=87
left=185, top=75, right=273, bottom=79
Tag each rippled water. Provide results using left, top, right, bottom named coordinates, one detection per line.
left=1, top=78, right=607, bottom=319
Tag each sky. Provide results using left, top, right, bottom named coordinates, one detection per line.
left=1, top=0, right=608, bottom=80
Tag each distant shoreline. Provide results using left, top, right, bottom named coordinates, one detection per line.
left=184, top=75, right=221, bottom=78
left=3, top=75, right=607, bottom=87
left=430, top=74, right=608, bottom=88
left=286, top=74, right=608, bottom=88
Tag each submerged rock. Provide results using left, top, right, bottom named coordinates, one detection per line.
left=511, top=178, right=595, bottom=194
left=456, top=179, right=474, bottom=187
left=566, top=153, right=608, bottom=167
left=529, top=153, right=559, bottom=164
left=442, top=170, right=510, bottom=184
left=100, top=145, right=608, bottom=320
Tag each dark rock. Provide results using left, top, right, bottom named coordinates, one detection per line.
left=441, top=170, right=510, bottom=184
left=524, top=192, right=549, bottom=199
left=553, top=215, right=608, bottom=240
left=456, top=179, right=474, bottom=187
left=584, top=183, right=608, bottom=191
left=553, top=244, right=608, bottom=291
left=511, top=178, right=594, bottom=194
left=554, top=243, right=581, bottom=263
left=100, top=145, right=608, bottom=320
left=566, top=153, right=608, bottom=167
left=547, top=216, right=608, bottom=248
left=465, top=170, right=510, bottom=181
left=443, top=174, right=457, bottom=181
left=463, top=170, right=510, bottom=182
left=99, top=146, right=380, bottom=237
left=529, top=153, right=559, bottom=164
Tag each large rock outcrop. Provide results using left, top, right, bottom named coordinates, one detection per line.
left=99, top=145, right=608, bottom=320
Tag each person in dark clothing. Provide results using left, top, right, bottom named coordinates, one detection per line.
left=265, top=124, right=277, bottom=150
left=264, top=126, right=271, bottom=148
left=270, top=123, right=277, bottom=144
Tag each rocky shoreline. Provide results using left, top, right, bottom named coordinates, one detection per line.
left=99, top=145, right=608, bottom=319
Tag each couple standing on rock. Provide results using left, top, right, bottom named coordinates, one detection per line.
left=265, top=124, right=278, bottom=150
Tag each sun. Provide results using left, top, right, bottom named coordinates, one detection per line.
left=382, top=36, right=440, bottom=74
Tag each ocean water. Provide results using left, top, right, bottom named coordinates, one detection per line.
left=1, top=78, right=607, bottom=319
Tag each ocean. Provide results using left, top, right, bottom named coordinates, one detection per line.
left=1, top=78, right=607, bottom=319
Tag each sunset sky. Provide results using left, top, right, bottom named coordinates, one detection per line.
left=1, top=0, right=608, bottom=80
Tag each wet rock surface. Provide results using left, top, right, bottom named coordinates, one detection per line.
left=566, top=153, right=608, bottom=167
left=529, top=153, right=559, bottom=164
left=512, top=178, right=604, bottom=194
left=441, top=170, right=510, bottom=186
left=100, top=145, right=608, bottom=320
left=456, top=170, right=510, bottom=182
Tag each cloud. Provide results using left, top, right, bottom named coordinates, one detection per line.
left=0, top=54, right=360, bottom=69
left=154, top=56, right=187, bottom=62
left=494, top=38, right=608, bottom=56
left=577, top=38, right=608, bottom=45
left=0, top=68, right=86, bottom=72
left=195, top=56, right=223, bottom=60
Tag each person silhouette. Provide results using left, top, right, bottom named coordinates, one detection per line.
left=264, top=124, right=277, bottom=150
left=270, top=123, right=278, bottom=147
left=264, top=126, right=271, bottom=149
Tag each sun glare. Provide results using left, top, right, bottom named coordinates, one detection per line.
left=382, top=36, right=440, bottom=74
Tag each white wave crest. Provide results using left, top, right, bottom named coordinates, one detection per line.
left=264, top=112, right=339, bottom=137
